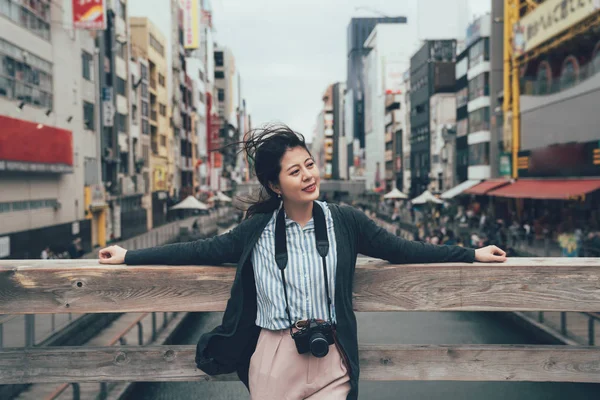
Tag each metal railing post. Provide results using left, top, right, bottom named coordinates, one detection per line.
left=152, top=312, right=157, bottom=342
left=538, top=311, right=544, bottom=323
left=71, top=383, right=80, bottom=400
left=137, top=321, right=144, bottom=345
left=560, top=312, right=567, bottom=336
left=589, top=317, right=595, bottom=346
left=0, top=322, right=3, bottom=348
left=25, top=315, right=35, bottom=347
left=163, top=312, right=168, bottom=328
left=99, top=382, right=108, bottom=400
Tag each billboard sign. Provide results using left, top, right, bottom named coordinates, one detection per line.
left=181, top=0, right=200, bottom=49
left=513, top=0, right=600, bottom=56
left=72, top=0, right=107, bottom=30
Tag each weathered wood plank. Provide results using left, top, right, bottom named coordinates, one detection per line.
left=1, top=345, right=599, bottom=384
left=1, top=258, right=600, bottom=314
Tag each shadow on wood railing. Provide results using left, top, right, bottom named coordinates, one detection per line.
left=1, top=258, right=600, bottom=384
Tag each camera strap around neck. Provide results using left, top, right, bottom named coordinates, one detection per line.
left=274, top=201, right=332, bottom=335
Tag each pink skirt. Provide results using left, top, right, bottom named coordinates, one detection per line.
left=249, top=328, right=351, bottom=400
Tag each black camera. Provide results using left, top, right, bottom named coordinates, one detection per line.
left=292, top=319, right=335, bottom=358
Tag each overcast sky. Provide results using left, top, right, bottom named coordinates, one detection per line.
left=209, top=0, right=491, bottom=143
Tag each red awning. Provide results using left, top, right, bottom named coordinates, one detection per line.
left=488, top=179, right=600, bottom=199
left=464, top=179, right=511, bottom=195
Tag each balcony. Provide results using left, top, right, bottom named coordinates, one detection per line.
left=385, top=150, right=393, bottom=162
left=150, top=78, right=157, bottom=90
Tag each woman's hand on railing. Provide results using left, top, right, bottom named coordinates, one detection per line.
left=98, top=245, right=128, bottom=264
left=475, top=245, right=507, bottom=263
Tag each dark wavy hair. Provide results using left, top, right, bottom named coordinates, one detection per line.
left=239, top=124, right=311, bottom=218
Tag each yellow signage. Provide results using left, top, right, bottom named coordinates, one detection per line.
left=153, top=166, right=168, bottom=191
left=181, top=0, right=200, bottom=49
left=514, top=0, right=600, bottom=56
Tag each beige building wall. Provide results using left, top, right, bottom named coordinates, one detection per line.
left=130, top=17, right=171, bottom=196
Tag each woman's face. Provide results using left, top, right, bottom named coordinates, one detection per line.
left=271, top=146, right=320, bottom=205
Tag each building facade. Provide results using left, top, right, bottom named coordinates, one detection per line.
left=429, top=93, right=457, bottom=193
left=409, top=40, right=457, bottom=197
left=346, top=17, right=407, bottom=180
left=130, top=17, right=171, bottom=228
left=0, top=1, right=103, bottom=258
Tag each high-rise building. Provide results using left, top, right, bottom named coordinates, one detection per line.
left=346, top=17, right=407, bottom=179
left=130, top=17, right=171, bottom=227
left=409, top=40, right=457, bottom=197
left=363, top=23, right=412, bottom=191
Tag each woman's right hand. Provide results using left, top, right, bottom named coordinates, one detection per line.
left=98, top=245, right=127, bottom=264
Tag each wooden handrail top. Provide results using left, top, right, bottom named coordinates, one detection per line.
left=1, top=258, right=600, bottom=314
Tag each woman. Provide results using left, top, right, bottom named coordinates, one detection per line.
left=99, top=125, right=506, bottom=400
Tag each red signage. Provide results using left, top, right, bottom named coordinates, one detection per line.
left=0, top=116, right=73, bottom=173
left=72, top=0, right=106, bottom=30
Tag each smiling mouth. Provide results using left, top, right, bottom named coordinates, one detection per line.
left=303, top=183, right=316, bottom=192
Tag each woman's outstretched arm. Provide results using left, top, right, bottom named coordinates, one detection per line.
left=347, top=206, right=506, bottom=264
left=98, top=222, right=246, bottom=266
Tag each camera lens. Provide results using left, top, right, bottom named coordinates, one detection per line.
left=310, top=333, right=329, bottom=358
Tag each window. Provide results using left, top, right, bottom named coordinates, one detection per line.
left=560, top=56, right=579, bottom=90
left=215, top=70, right=224, bottom=79
left=593, top=43, right=600, bottom=73
left=0, top=39, right=53, bottom=109
left=468, top=142, right=490, bottom=166
left=217, top=88, right=225, bottom=102
left=81, top=51, right=93, bottom=81
left=142, top=119, right=149, bottom=135
left=214, top=51, right=224, bottom=67
left=116, top=77, right=126, bottom=96
left=0, top=0, right=51, bottom=40
left=0, top=199, right=58, bottom=213
left=141, top=100, right=149, bottom=117
left=536, top=61, right=553, bottom=94
left=116, top=42, right=126, bottom=59
left=83, top=101, right=95, bottom=130
left=117, top=113, right=128, bottom=133
left=149, top=34, right=164, bottom=56
left=456, top=87, right=468, bottom=108
left=468, top=72, right=489, bottom=100
left=159, top=103, right=166, bottom=116
left=160, top=135, right=167, bottom=147
left=132, top=104, right=138, bottom=125
left=199, top=70, right=204, bottom=81
left=468, top=108, right=490, bottom=133
left=468, top=38, right=489, bottom=69
left=141, top=82, right=148, bottom=98
left=198, top=91, right=205, bottom=103
left=158, top=73, right=165, bottom=87
left=140, top=63, right=148, bottom=80
left=457, top=118, right=468, bottom=137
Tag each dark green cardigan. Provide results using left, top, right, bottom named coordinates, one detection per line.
left=124, top=204, right=475, bottom=399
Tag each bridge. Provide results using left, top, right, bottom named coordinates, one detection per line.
left=1, top=257, right=599, bottom=398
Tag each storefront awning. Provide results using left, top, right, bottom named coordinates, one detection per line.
left=464, top=179, right=511, bottom=196
left=440, top=180, right=481, bottom=199
left=487, top=179, right=600, bottom=199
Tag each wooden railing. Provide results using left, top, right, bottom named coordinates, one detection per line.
left=1, top=258, right=600, bottom=385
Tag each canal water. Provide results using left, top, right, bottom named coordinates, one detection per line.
left=129, top=311, right=598, bottom=400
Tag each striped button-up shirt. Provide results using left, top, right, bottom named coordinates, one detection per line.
left=251, top=201, right=338, bottom=330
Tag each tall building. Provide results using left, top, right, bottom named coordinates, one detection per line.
left=429, top=93, right=457, bottom=192
left=363, top=23, right=412, bottom=191
left=346, top=17, right=407, bottom=179
left=214, top=45, right=240, bottom=191
left=130, top=17, right=171, bottom=227
left=401, top=70, right=412, bottom=193
left=129, top=55, right=153, bottom=231
left=0, top=1, right=100, bottom=258
left=409, top=40, right=457, bottom=197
